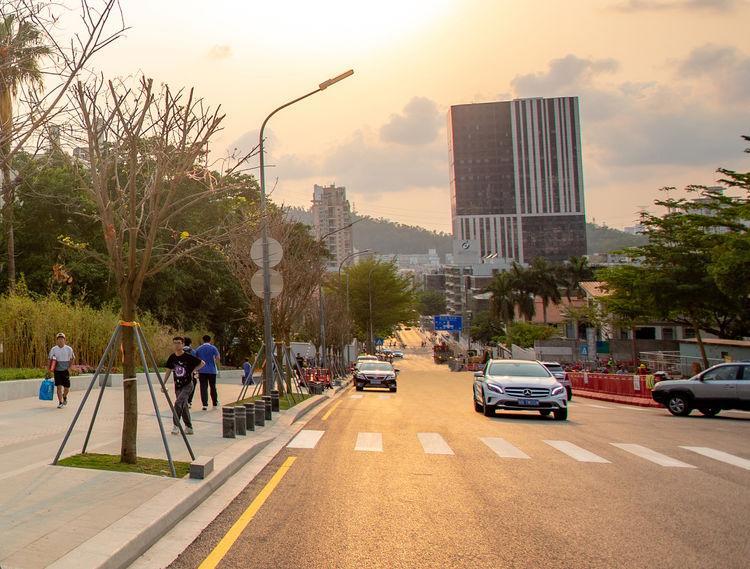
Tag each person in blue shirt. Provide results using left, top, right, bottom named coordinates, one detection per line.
left=242, top=358, right=253, bottom=385
left=195, top=335, right=221, bottom=410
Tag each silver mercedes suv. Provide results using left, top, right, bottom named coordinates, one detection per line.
left=651, top=362, right=750, bottom=416
left=473, top=359, right=569, bottom=420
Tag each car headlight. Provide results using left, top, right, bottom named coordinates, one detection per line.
left=551, top=384, right=565, bottom=396
left=486, top=383, right=504, bottom=394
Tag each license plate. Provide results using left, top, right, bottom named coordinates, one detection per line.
left=371, top=379, right=381, bottom=384
left=518, top=398, right=539, bottom=406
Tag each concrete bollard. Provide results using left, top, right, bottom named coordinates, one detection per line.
left=222, top=407, right=236, bottom=438
left=244, top=403, right=255, bottom=432
left=234, top=405, right=246, bottom=436
left=262, top=396, right=272, bottom=420
left=254, top=399, right=265, bottom=427
left=271, top=390, right=280, bottom=412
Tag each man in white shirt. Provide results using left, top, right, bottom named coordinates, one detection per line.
left=49, top=332, right=75, bottom=409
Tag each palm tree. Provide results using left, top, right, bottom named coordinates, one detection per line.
left=486, top=271, right=516, bottom=348
left=0, top=14, right=50, bottom=290
left=562, top=255, right=593, bottom=300
left=530, top=257, right=562, bottom=324
left=509, top=262, right=536, bottom=321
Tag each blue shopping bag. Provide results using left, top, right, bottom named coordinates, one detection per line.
left=39, top=378, right=54, bottom=401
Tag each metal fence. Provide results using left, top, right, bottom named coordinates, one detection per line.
left=638, top=351, right=722, bottom=377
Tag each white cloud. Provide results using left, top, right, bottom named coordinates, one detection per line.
left=379, top=96, right=442, bottom=145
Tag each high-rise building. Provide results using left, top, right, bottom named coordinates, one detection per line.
left=448, top=97, right=587, bottom=264
left=312, top=183, right=354, bottom=271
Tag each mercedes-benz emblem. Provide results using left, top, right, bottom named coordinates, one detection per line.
left=523, top=389, right=532, bottom=397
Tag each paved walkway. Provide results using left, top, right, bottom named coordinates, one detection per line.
left=0, top=378, right=258, bottom=569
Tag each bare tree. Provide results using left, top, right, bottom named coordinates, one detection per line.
left=0, top=0, right=125, bottom=290
left=69, top=75, right=259, bottom=463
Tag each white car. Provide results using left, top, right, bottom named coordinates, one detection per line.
left=473, top=359, right=568, bottom=420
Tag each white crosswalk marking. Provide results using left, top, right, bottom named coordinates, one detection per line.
left=680, top=447, right=750, bottom=471
left=287, top=430, right=325, bottom=449
left=611, top=443, right=695, bottom=468
left=544, top=440, right=610, bottom=463
left=417, top=433, right=454, bottom=455
left=355, top=432, right=383, bottom=452
left=480, top=437, right=530, bottom=459
left=349, top=394, right=363, bottom=400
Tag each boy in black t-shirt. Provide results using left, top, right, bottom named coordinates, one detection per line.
left=164, top=336, right=205, bottom=435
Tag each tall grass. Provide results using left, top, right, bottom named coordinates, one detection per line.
left=0, top=294, right=200, bottom=369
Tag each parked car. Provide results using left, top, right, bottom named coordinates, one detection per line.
left=541, top=361, right=572, bottom=400
left=354, top=361, right=399, bottom=392
left=355, top=355, right=379, bottom=370
left=392, top=350, right=404, bottom=358
left=473, top=359, right=568, bottom=420
left=651, top=362, right=750, bottom=416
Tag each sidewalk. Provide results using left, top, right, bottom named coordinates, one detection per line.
left=0, top=379, right=321, bottom=569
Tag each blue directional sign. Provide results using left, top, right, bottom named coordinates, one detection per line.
left=434, top=314, right=463, bottom=332
left=580, top=344, right=589, bottom=356
left=374, top=337, right=384, bottom=346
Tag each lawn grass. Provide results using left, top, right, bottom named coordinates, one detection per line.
left=0, top=368, right=48, bottom=381
left=234, top=392, right=312, bottom=410
left=57, top=453, right=190, bottom=478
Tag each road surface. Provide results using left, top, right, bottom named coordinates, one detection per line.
left=168, top=352, right=750, bottom=569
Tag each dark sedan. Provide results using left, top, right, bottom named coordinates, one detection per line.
left=354, top=361, right=399, bottom=392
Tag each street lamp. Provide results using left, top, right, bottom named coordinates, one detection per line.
left=258, top=69, right=354, bottom=394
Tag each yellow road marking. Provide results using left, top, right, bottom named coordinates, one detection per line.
left=322, top=400, right=343, bottom=421
left=198, top=456, right=297, bottom=569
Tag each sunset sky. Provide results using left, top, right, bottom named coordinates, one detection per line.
left=98, top=0, right=750, bottom=232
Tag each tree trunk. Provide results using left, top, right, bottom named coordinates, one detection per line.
left=631, top=325, right=638, bottom=365
left=1, top=91, right=15, bottom=292
left=693, top=323, right=709, bottom=370
left=542, top=301, right=548, bottom=324
left=120, top=297, right=138, bottom=464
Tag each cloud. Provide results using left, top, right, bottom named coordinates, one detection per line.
left=675, top=44, right=750, bottom=102
left=511, top=55, right=619, bottom=99
left=615, top=0, right=740, bottom=11
left=207, top=45, right=232, bottom=60
left=379, top=97, right=443, bottom=145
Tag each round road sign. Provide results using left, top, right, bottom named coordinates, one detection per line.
left=250, top=237, right=283, bottom=268
left=251, top=269, right=283, bottom=299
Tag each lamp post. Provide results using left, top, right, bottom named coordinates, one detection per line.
left=338, top=249, right=373, bottom=362
left=258, top=69, right=353, bottom=394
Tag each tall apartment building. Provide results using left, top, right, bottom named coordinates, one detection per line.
left=448, top=97, right=587, bottom=264
left=312, top=183, right=354, bottom=271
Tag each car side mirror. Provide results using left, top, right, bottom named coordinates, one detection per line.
left=474, top=371, right=484, bottom=378
left=395, top=369, right=400, bottom=374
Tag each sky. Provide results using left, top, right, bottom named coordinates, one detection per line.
left=93, top=0, right=750, bottom=232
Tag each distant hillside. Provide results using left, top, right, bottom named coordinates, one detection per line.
left=286, top=207, right=645, bottom=258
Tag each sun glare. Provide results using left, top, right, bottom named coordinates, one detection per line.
left=244, top=0, right=455, bottom=54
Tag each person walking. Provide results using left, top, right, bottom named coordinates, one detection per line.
left=195, top=335, right=221, bottom=410
left=49, top=332, right=75, bottom=409
left=184, top=337, right=198, bottom=408
left=242, top=358, right=253, bottom=385
left=164, top=336, right=204, bottom=435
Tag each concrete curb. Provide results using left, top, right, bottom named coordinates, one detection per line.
left=574, top=389, right=661, bottom=408
left=47, top=392, right=329, bottom=569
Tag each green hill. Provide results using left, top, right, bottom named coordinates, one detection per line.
left=286, top=207, right=644, bottom=258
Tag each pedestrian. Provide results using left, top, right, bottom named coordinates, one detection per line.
left=242, top=358, right=253, bottom=385
left=296, top=352, right=305, bottom=370
left=164, top=336, right=204, bottom=435
left=184, top=337, right=198, bottom=408
left=195, top=334, right=221, bottom=410
left=49, top=332, right=75, bottom=409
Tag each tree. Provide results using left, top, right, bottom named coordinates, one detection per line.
left=509, top=262, right=535, bottom=321
left=0, top=1, right=124, bottom=291
left=561, top=256, right=593, bottom=301
left=501, top=322, right=555, bottom=349
left=469, top=311, right=504, bottom=345
left=529, top=257, right=561, bottom=324
left=486, top=271, right=515, bottom=341
left=417, top=289, right=446, bottom=316
left=70, top=76, right=257, bottom=464
left=344, top=259, right=416, bottom=350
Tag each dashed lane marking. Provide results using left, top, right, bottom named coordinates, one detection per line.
left=680, top=446, right=750, bottom=471
left=417, top=433, right=454, bottom=455
left=544, top=440, right=611, bottom=463
left=322, top=401, right=342, bottom=421
left=611, top=443, right=695, bottom=468
left=480, top=437, right=530, bottom=459
left=355, top=432, right=383, bottom=452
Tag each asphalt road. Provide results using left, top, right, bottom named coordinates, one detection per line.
left=168, top=353, right=750, bottom=569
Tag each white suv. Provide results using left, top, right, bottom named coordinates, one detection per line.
left=473, top=359, right=569, bottom=421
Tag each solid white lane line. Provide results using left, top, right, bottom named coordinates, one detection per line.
left=611, top=443, right=696, bottom=468
left=480, top=437, right=530, bottom=459
left=349, top=394, right=363, bottom=400
left=355, top=432, right=383, bottom=452
left=617, top=406, right=647, bottom=411
left=680, top=447, right=750, bottom=471
left=417, top=433, right=454, bottom=455
left=544, top=440, right=610, bottom=463
left=287, top=430, right=325, bottom=449
left=585, top=404, right=613, bottom=409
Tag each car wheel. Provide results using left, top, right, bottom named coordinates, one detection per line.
left=539, top=410, right=552, bottom=417
left=666, top=393, right=692, bottom=416
left=483, top=398, right=495, bottom=417
left=355, top=385, right=363, bottom=392
left=698, top=407, right=721, bottom=417
left=474, top=397, right=483, bottom=413
left=566, top=387, right=572, bottom=401
left=390, top=387, right=397, bottom=393
left=553, top=408, right=568, bottom=421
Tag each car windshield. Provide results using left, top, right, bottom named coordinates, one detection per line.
left=544, top=364, right=564, bottom=373
left=359, top=363, right=394, bottom=372
left=487, top=362, right=550, bottom=377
